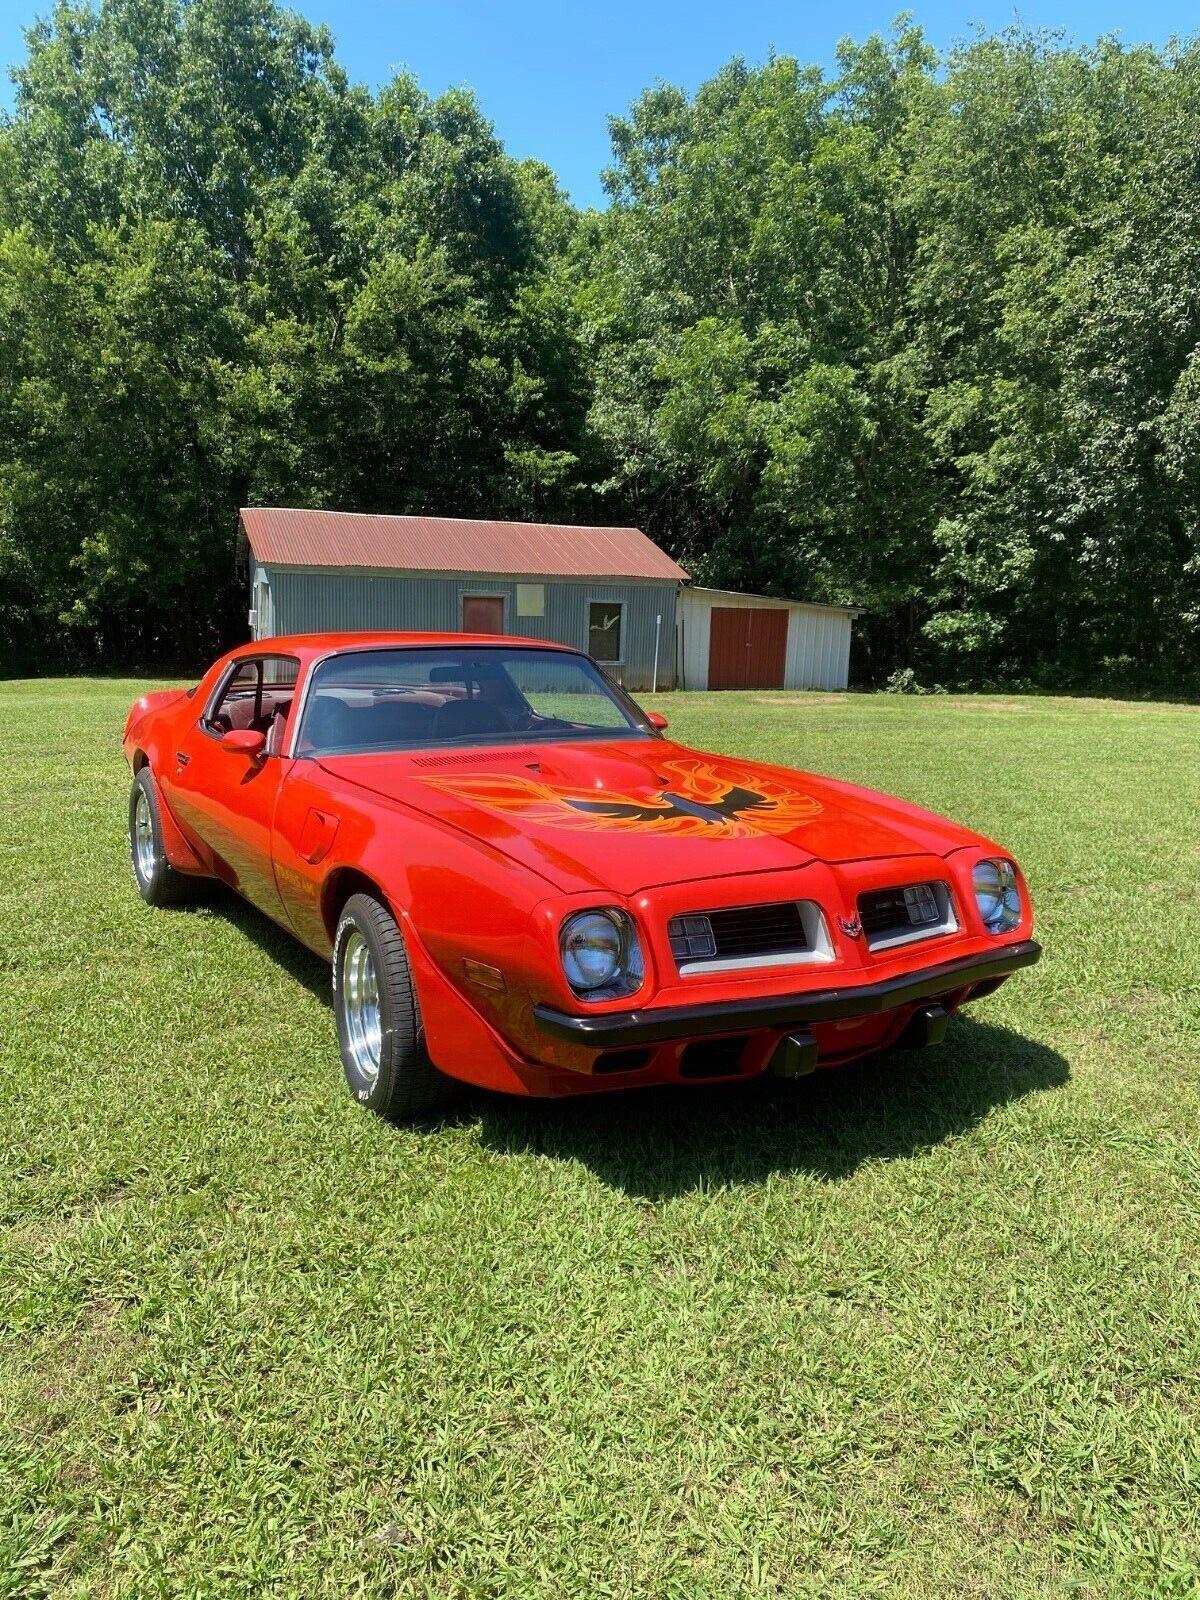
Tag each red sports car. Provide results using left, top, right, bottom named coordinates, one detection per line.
left=123, top=632, right=1040, bottom=1117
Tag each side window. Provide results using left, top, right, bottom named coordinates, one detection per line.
left=262, top=656, right=297, bottom=688
left=205, top=656, right=299, bottom=750
left=588, top=600, right=624, bottom=664
left=206, top=661, right=259, bottom=733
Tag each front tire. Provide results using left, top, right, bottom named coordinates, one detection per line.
left=332, top=893, right=456, bottom=1119
left=128, top=768, right=199, bottom=906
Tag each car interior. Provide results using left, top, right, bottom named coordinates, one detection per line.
left=207, top=658, right=298, bottom=754
left=298, top=683, right=522, bottom=754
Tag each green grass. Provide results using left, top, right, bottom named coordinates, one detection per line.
left=2, top=679, right=1199, bottom=1598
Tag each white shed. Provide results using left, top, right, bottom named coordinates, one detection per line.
left=678, top=587, right=862, bottom=691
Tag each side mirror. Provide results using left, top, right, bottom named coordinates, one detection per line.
left=221, top=727, right=267, bottom=759
left=645, top=711, right=669, bottom=732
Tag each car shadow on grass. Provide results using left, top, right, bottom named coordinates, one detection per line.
left=207, top=890, right=1067, bottom=1200
left=204, top=888, right=334, bottom=1001
left=472, top=1018, right=1069, bottom=1199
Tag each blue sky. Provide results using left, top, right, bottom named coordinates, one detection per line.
left=1, top=0, right=1196, bottom=207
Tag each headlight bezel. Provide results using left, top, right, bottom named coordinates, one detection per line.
left=972, top=857, right=1022, bottom=935
left=559, top=907, right=645, bottom=1002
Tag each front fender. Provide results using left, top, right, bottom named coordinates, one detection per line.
left=122, top=689, right=189, bottom=765
left=121, top=688, right=207, bottom=874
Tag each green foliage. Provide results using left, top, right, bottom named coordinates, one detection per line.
left=588, top=29, right=945, bottom=676
left=589, top=24, right=1200, bottom=688
left=2, top=5, right=1200, bottom=687
left=0, top=0, right=589, bottom=670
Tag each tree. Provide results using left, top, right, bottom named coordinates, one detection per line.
left=587, top=24, right=1200, bottom=689
left=0, top=0, right=591, bottom=671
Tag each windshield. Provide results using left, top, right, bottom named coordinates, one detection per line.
left=296, top=646, right=652, bottom=756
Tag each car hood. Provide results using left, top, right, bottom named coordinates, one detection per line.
left=316, top=738, right=990, bottom=896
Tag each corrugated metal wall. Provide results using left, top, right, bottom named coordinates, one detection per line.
left=254, top=566, right=679, bottom=690
left=785, top=606, right=854, bottom=691
left=678, top=588, right=855, bottom=691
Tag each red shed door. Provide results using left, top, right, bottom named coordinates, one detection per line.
left=707, top=607, right=788, bottom=689
left=462, top=595, right=505, bottom=634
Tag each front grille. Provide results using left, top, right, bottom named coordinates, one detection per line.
left=857, top=882, right=955, bottom=950
left=859, top=885, right=938, bottom=935
left=668, top=902, right=809, bottom=968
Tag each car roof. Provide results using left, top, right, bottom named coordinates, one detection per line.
left=228, top=631, right=580, bottom=662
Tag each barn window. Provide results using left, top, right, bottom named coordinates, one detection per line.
left=588, top=600, right=623, bottom=663
left=516, top=583, right=545, bottom=617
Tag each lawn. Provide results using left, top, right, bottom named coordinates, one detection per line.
left=2, top=679, right=1199, bottom=1599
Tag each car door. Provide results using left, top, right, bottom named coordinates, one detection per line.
left=167, top=654, right=300, bottom=926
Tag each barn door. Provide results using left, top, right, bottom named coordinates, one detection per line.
left=707, top=607, right=787, bottom=689
left=462, top=595, right=505, bottom=634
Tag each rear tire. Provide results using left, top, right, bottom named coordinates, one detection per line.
left=332, top=892, right=457, bottom=1120
left=128, top=768, right=200, bottom=907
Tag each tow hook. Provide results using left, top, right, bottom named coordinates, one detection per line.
left=896, top=1003, right=949, bottom=1049
left=769, top=1031, right=819, bottom=1078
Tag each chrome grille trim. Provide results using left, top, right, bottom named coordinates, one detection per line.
left=669, top=900, right=835, bottom=976
left=857, top=881, right=958, bottom=952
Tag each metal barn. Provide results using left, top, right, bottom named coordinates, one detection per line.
left=678, top=587, right=862, bottom=691
left=240, top=508, right=688, bottom=691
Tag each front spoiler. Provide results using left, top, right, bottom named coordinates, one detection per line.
left=532, top=939, right=1042, bottom=1047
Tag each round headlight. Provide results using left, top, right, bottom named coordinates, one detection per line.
left=973, top=859, right=1021, bottom=934
left=559, top=910, right=643, bottom=998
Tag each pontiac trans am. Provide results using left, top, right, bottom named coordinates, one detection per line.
left=123, top=632, right=1040, bottom=1118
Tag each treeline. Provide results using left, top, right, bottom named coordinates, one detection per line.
left=1, top=5, right=1199, bottom=688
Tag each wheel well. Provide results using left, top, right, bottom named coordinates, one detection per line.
left=132, top=749, right=149, bottom=773
left=322, top=867, right=393, bottom=943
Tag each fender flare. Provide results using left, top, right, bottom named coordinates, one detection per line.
left=132, top=757, right=206, bottom=875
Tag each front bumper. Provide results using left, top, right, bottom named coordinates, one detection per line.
left=533, top=939, right=1042, bottom=1047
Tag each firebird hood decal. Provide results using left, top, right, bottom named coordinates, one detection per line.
left=420, top=758, right=823, bottom=839
left=316, top=737, right=988, bottom=893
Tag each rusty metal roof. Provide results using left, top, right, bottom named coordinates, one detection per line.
left=240, top=507, right=688, bottom=583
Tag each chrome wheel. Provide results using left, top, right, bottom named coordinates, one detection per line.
left=133, top=788, right=156, bottom=882
left=340, top=929, right=382, bottom=1087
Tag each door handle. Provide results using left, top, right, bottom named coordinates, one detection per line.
left=176, top=751, right=190, bottom=766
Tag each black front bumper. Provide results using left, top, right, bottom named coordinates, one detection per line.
left=533, top=939, right=1042, bottom=1047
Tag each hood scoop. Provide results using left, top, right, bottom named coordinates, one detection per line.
left=410, top=747, right=540, bottom=769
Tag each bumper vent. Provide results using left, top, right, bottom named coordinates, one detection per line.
left=857, top=882, right=957, bottom=951
left=679, top=1036, right=749, bottom=1079
left=668, top=901, right=832, bottom=975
